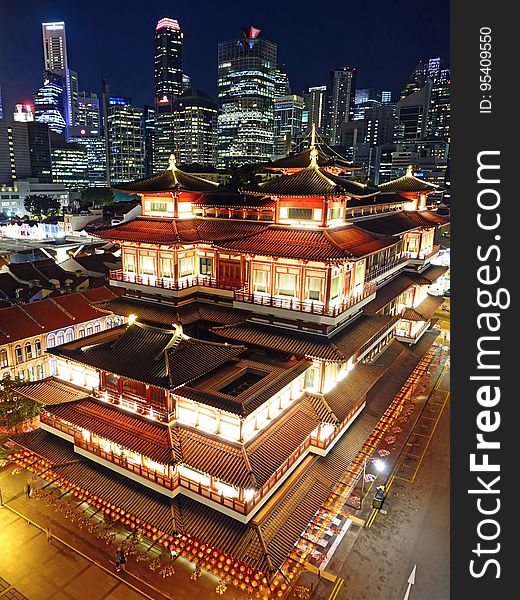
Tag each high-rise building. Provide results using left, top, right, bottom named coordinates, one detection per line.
left=394, top=81, right=432, bottom=144
left=325, top=67, right=357, bottom=146
left=364, top=104, right=396, bottom=147
left=41, top=21, right=76, bottom=132
left=304, top=85, right=327, bottom=133
left=13, top=104, right=35, bottom=122
left=273, top=95, right=304, bottom=158
left=0, top=121, right=32, bottom=183
left=428, top=68, right=450, bottom=141
left=33, top=71, right=67, bottom=135
left=76, top=91, right=100, bottom=129
left=50, top=133, right=89, bottom=189
left=27, top=122, right=52, bottom=183
left=68, top=126, right=107, bottom=187
left=106, top=97, right=144, bottom=184
left=274, top=64, right=291, bottom=97
left=143, top=105, right=155, bottom=176
left=216, top=26, right=277, bottom=168
left=154, top=17, right=183, bottom=104
left=171, top=90, right=217, bottom=166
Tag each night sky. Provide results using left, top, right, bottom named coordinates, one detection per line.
left=0, top=0, right=449, bottom=115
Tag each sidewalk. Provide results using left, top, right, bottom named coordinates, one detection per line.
left=0, top=464, right=235, bottom=600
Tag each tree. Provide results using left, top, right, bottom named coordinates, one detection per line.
left=23, top=194, right=61, bottom=217
left=0, top=374, right=41, bottom=433
left=80, top=187, right=114, bottom=207
left=223, top=163, right=265, bottom=192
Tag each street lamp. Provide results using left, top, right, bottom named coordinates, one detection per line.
left=361, top=457, right=385, bottom=496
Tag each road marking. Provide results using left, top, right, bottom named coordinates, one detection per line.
left=403, top=565, right=416, bottom=600
left=327, top=575, right=345, bottom=600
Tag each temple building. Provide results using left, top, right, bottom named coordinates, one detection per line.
left=10, top=142, right=448, bottom=594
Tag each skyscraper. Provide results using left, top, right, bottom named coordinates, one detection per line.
left=68, top=126, right=107, bottom=187
left=154, top=18, right=184, bottom=104
left=325, top=67, right=357, bottom=146
left=153, top=17, right=184, bottom=172
left=216, top=26, right=277, bottom=168
left=171, top=90, right=217, bottom=166
left=33, top=71, right=67, bottom=136
left=428, top=68, right=450, bottom=141
left=27, top=122, right=52, bottom=183
left=76, top=91, right=100, bottom=129
left=274, top=64, right=291, bottom=97
left=0, top=121, right=32, bottom=183
left=394, top=81, right=432, bottom=144
left=50, top=132, right=89, bottom=189
left=304, top=85, right=327, bottom=132
left=41, top=22, right=76, bottom=132
left=274, top=95, right=304, bottom=157
left=105, top=97, right=144, bottom=184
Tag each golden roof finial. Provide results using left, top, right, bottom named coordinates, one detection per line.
left=310, top=122, right=316, bottom=148
left=406, top=164, right=414, bottom=177
left=168, top=153, right=177, bottom=171
left=310, top=145, right=319, bottom=168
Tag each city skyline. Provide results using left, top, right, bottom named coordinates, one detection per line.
left=0, top=0, right=449, bottom=117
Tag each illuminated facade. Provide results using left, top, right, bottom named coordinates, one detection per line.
left=11, top=143, right=448, bottom=593
left=273, top=95, right=304, bottom=158
left=171, top=90, right=217, bottom=166
left=216, top=27, right=277, bottom=168
left=325, top=67, right=357, bottom=146
left=50, top=135, right=89, bottom=189
left=106, top=97, right=145, bottom=184
left=68, top=126, right=107, bottom=187
left=33, top=71, right=67, bottom=136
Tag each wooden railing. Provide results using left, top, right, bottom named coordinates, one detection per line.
left=109, top=270, right=238, bottom=291
left=365, top=256, right=409, bottom=281
left=41, top=393, right=368, bottom=517
left=234, top=282, right=376, bottom=317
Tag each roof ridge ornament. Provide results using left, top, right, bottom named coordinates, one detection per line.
left=406, top=164, right=414, bottom=177
left=168, top=153, right=177, bottom=171
left=309, top=145, right=319, bottom=168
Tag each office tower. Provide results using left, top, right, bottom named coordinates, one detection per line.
left=216, top=26, right=277, bottom=168
left=273, top=95, right=304, bottom=157
left=0, top=121, right=32, bottom=183
left=365, top=104, right=396, bottom=147
left=394, top=81, right=432, bottom=144
left=153, top=17, right=184, bottom=172
left=381, top=90, right=392, bottom=104
left=143, top=105, right=155, bottom=176
left=428, top=68, right=450, bottom=141
left=325, top=67, right=357, bottom=146
left=182, top=74, right=191, bottom=93
left=50, top=133, right=89, bottom=188
left=68, top=126, right=107, bottom=187
left=76, top=91, right=100, bottom=129
left=27, top=122, right=52, bottom=183
left=304, top=85, right=327, bottom=132
left=171, top=90, right=217, bottom=166
left=106, top=97, right=144, bottom=184
left=33, top=71, right=67, bottom=135
left=13, top=104, right=35, bottom=122
left=41, top=21, right=76, bottom=132
left=154, top=17, right=183, bottom=103
left=274, top=64, right=291, bottom=97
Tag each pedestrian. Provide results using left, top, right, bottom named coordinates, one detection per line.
left=115, top=558, right=121, bottom=573
left=45, top=526, right=52, bottom=545
left=119, top=550, right=126, bottom=571
left=25, top=481, right=31, bottom=499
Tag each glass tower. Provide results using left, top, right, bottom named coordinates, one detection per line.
left=216, top=26, right=277, bottom=168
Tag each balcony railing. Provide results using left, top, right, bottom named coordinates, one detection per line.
left=109, top=270, right=237, bottom=291
left=365, top=256, right=409, bottom=281
left=403, top=244, right=441, bottom=261
left=234, top=282, right=376, bottom=317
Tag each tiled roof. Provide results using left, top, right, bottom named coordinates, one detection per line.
left=217, top=225, right=397, bottom=261
left=401, top=294, right=444, bottom=321
left=15, top=377, right=90, bottom=406
left=245, top=165, right=380, bottom=198
left=49, top=321, right=246, bottom=390
left=111, top=166, right=218, bottom=193
left=46, top=399, right=174, bottom=464
left=9, top=330, right=438, bottom=574
left=267, top=146, right=354, bottom=172
left=418, top=264, right=449, bottom=283
left=0, top=286, right=119, bottom=345
left=8, top=259, right=80, bottom=289
left=363, top=273, right=428, bottom=314
left=213, top=314, right=397, bottom=362
left=355, top=210, right=447, bottom=236
left=92, top=217, right=269, bottom=245
left=0, top=272, right=42, bottom=303
left=378, top=174, right=439, bottom=193
left=93, top=297, right=248, bottom=328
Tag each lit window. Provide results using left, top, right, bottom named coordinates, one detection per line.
left=179, top=257, right=194, bottom=277
left=25, top=343, right=33, bottom=360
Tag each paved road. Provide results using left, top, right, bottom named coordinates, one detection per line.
left=0, top=506, right=146, bottom=600
left=335, top=363, right=450, bottom=600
